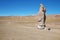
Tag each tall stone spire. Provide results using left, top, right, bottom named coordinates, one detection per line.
left=38, top=4, right=46, bottom=16
left=37, top=4, right=46, bottom=29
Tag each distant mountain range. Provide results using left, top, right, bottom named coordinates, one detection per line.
left=0, top=14, right=60, bottom=23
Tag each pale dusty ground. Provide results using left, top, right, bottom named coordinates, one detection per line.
left=0, top=22, right=60, bottom=40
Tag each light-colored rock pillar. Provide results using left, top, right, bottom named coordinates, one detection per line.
left=37, top=4, right=46, bottom=29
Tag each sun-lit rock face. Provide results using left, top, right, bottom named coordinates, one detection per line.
left=38, top=4, right=46, bottom=16
left=37, top=4, right=46, bottom=29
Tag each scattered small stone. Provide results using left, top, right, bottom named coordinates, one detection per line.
left=48, top=28, right=51, bottom=30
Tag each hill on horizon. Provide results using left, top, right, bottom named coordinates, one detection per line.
left=0, top=14, right=60, bottom=23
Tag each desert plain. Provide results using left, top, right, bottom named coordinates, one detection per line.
left=0, top=15, right=60, bottom=40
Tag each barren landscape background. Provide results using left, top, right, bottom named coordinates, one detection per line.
left=0, top=14, right=60, bottom=40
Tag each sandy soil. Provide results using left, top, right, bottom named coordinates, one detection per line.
left=0, top=22, right=60, bottom=40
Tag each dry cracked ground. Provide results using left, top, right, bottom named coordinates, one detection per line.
left=0, top=15, right=60, bottom=40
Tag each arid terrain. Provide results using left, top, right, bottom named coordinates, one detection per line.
left=0, top=14, right=60, bottom=40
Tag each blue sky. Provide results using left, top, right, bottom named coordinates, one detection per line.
left=0, top=0, right=60, bottom=16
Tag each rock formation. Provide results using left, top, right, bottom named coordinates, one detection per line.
left=37, top=4, right=46, bottom=29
